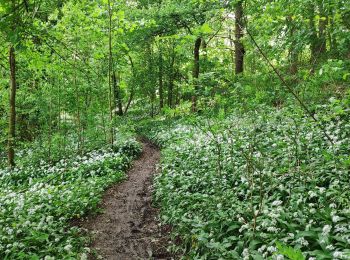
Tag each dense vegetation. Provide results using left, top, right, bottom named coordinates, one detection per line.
left=140, top=102, right=350, bottom=259
left=0, top=134, right=141, bottom=258
left=0, top=0, right=349, bottom=259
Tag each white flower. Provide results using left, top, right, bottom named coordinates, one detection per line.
left=267, top=226, right=278, bottom=233
left=334, top=225, right=347, bottom=233
left=333, top=251, right=344, bottom=258
left=296, top=237, right=309, bottom=246
left=276, top=255, right=284, bottom=260
left=7, top=228, right=13, bottom=235
left=272, top=200, right=283, bottom=206
left=258, top=245, right=266, bottom=253
left=322, top=225, right=331, bottom=235
left=267, top=246, right=277, bottom=253
left=239, top=224, right=249, bottom=233
left=64, top=244, right=73, bottom=252
left=330, top=203, right=337, bottom=208
left=242, top=248, right=249, bottom=257
left=308, top=191, right=317, bottom=198
left=332, top=215, right=341, bottom=223
left=326, top=244, right=334, bottom=250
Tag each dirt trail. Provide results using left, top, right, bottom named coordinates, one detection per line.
left=81, top=141, right=172, bottom=260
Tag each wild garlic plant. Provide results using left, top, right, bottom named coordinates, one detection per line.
left=143, top=105, right=350, bottom=259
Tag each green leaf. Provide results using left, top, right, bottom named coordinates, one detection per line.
left=200, top=23, right=213, bottom=34
left=276, top=242, right=305, bottom=260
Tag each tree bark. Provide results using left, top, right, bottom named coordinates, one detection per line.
left=309, top=2, right=327, bottom=63
left=228, top=28, right=235, bottom=78
left=112, top=71, right=123, bottom=116
left=124, top=55, right=135, bottom=114
left=318, top=1, right=328, bottom=56
left=192, top=37, right=201, bottom=112
left=168, top=46, right=175, bottom=108
left=8, top=45, right=16, bottom=167
left=107, top=0, right=114, bottom=144
left=287, top=16, right=298, bottom=75
left=158, top=47, right=164, bottom=110
left=235, top=0, right=244, bottom=74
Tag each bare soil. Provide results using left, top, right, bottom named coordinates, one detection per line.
left=79, top=141, right=173, bottom=260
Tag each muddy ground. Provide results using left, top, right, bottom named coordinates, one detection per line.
left=79, top=141, right=173, bottom=260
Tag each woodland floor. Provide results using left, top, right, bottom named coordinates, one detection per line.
left=78, top=140, right=173, bottom=260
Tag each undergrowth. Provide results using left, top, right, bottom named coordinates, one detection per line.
left=0, top=133, right=141, bottom=259
left=140, top=99, right=350, bottom=260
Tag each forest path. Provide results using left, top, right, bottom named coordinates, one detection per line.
left=81, top=140, right=172, bottom=260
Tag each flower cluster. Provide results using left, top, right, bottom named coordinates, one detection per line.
left=0, top=135, right=141, bottom=258
left=143, top=105, right=350, bottom=259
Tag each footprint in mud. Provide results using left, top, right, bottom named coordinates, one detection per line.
left=78, top=141, right=174, bottom=260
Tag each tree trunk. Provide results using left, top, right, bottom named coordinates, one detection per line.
left=287, top=16, right=298, bottom=75
left=168, top=43, right=176, bottom=108
left=74, top=51, right=83, bottom=154
left=318, top=2, right=328, bottom=56
left=107, top=0, right=114, bottom=144
left=159, top=47, right=164, bottom=110
left=308, top=3, right=318, bottom=63
left=124, top=89, right=134, bottom=114
left=228, top=28, right=235, bottom=78
left=112, top=71, right=123, bottom=116
left=235, top=0, right=244, bottom=75
left=192, top=37, right=201, bottom=112
left=8, top=45, right=16, bottom=167
left=124, top=55, right=135, bottom=114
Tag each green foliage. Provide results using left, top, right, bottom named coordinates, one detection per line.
left=0, top=133, right=141, bottom=258
left=140, top=101, right=350, bottom=259
left=0, top=0, right=349, bottom=258
left=276, top=242, right=305, bottom=260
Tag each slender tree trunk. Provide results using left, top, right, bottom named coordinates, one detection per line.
left=124, top=55, right=135, bottom=114
left=8, top=45, right=16, bottom=167
left=235, top=0, right=245, bottom=75
left=107, top=0, right=114, bottom=144
left=48, top=77, right=53, bottom=162
left=150, top=94, right=155, bottom=117
left=124, top=90, right=134, bottom=114
left=192, top=37, right=201, bottom=112
left=228, top=28, right=235, bottom=78
left=175, top=69, right=181, bottom=106
left=168, top=47, right=175, bottom=108
left=159, top=46, right=164, bottom=110
left=318, top=2, right=328, bottom=56
left=287, top=16, right=298, bottom=75
left=328, top=7, right=338, bottom=58
left=310, top=2, right=327, bottom=63
left=112, top=71, right=123, bottom=116
left=58, top=71, right=62, bottom=157
left=74, top=51, right=82, bottom=154
left=308, top=4, right=318, bottom=63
